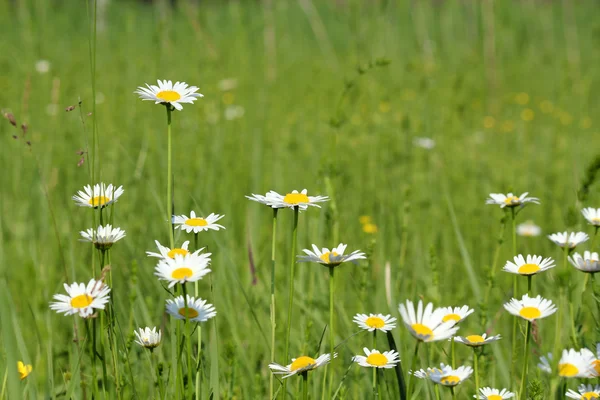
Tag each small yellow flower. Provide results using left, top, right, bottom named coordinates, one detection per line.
left=521, top=108, right=535, bottom=122
left=560, top=112, right=573, bottom=126
left=515, top=92, right=530, bottom=105
left=362, top=223, right=378, bottom=234
left=18, top=361, right=32, bottom=380
left=359, top=216, right=372, bottom=225
left=483, top=116, right=495, bottom=129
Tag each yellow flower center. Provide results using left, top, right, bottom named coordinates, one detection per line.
left=290, top=356, right=316, bottom=372
left=185, top=218, right=208, bottom=227
left=88, top=195, right=110, bottom=207
left=70, top=294, right=93, bottom=309
left=440, top=375, right=460, bottom=386
left=366, top=353, right=388, bottom=367
left=411, top=323, right=433, bottom=338
left=320, top=251, right=340, bottom=264
left=517, top=263, right=541, bottom=274
left=465, top=335, right=485, bottom=344
left=558, top=362, right=579, bottom=377
left=365, top=316, right=385, bottom=329
left=592, top=218, right=600, bottom=225
left=504, top=196, right=519, bottom=205
left=156, top=90, right=181, bottom=102
left=519, top=306, right=541, bottom=320
left=582, top=392, right=600, bottom=400
left=283, top=192, right=309, bottom=204
left=442, top=313, right=461, bottom=323
left=178, top=307, right=199, bottom=319
left=171, top=267, right=193, bottom=280
left=487, top=395, right=502, bottom=400
left=167, top=248, right=189, bottom=258
left=593, top=359, right=600, bottom=375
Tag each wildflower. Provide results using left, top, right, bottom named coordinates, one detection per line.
left=134, top=327, right=161, bottom=350
left=454, top=333, right=501, bottom=347
left=166, top=295, right=216, bottom=322
left=362, top=223, right=378, bottom=234
left=502, top=254, right=555, bottom=276
left=538, top=353, right=553, bottom=374
left=548, top=232, right=589, bottom=249
left=172, top=211, right=225, bottom=234
left=485, top=192, right=539, bottom=208
left=475, top=387, right=515, bottom=399
left=155, top=252, right=211, bottom=288
left=582, top=208, right=600, bottom=226
left=247, top=189, right=328, bottom=210
left=353, top=313, right=397, bottom=332
left=50, top=279, right=111, bottom=318
left=359, top=216, right=372, bottom=225
left=17, top=361, right=32, bottom=380
left=269, top=353, right=335, bottom=378
left=582, top=343, right=600, bottom=376
left=398, top=300, right=459, bottom=342
left=352, top=348, right=400, bottom=369
left=146, top=240, right=191, bottom=260
left=569, top=251, right=600, bottom=274
left=79, top=224, right=126, bottom=250
left=415, top=363, right=473, bottom=386
left=35, top=60, right=50, bottom=74
left=134, top=80, right=203, bottom=111
left=413, top=137, right=435, bottom=149
left=297, top=244, right=366, bottom=267
left=72, top=183, right=124, bottom=209
left=503, top=294, right=557, bottom=322
left=438, top=305, right=474, bottom=324
left=516, top=221, right=541, bottom=237
left=566, top=384, right=600, bottom=399
left=558, top=349, right=596, bottom=378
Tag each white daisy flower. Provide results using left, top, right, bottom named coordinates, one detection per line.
left=172, top=211, right=225, bottom=234
left=134, top=327, right=161, bottom=350
left=538, top=353, right=553, bottom=374
left=50, top=279, right=111, bottom=318
left=258, top=189, right=329, bottom=210
left=582, top=208, right=600, bottom=227
left=352, top=313, right=397, bottom=332
left=503, top=294, right=557, bottom=322
left=134, top=79, right=203, bottom=111
left=581, top=345, right=600, bottom=377
left=413, top=137, right=435, bottom=150
left=502, top=254, right=555, bottom=276
left=454, top=333, right=501, bottom=347
left=79, top=224, right=126, bottom=250
left=569, top=251, right=600, bottom=274
left=35, top=60, right=50, bottom=74
left=558, top=349, right=596, bottom=378
left=419, top=363, right=473, bottom=386
left=566, top=384, right=600, bottom=399
left=72, top=183, right=124, bottom=209
left=516, top=220, right=542, bottom=237
left=486, top=192, right=540, bottom=208
left=165, top=295, right=216, bottom=323
left=146, top=240, right=191, bottom=260
left=548, top=232, right=589, bottom=249
left=475, top=387, right=515, bottom=399
left=398, top=300, right=459, bottom=342
left=155, top=252, right=211, bottom=288
left=297, top=243, right=366, bottom=267
left=269, top=353, right=335, bottom=378
left=352, top=348, right=400, bottom=369
left=438, top=305, right=475, bottom=324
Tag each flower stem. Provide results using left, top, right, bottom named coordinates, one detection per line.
left=510, top=207, right=518, bottom=383
left=283, top=206, right=299, bottom=397
left=182, top=283, right=193, bottom=397
left=473, top=348, right=479, bottom=399
left=450, top=337, right=455, bottom=368
left=406, top=340, right=420, bottom=396
left=527, top=275, right=532, bottom=294
left=193, top=232, right=202, bottom=399
left=372, top=366, right=378, bottom=398
left=166, top=106, right=174, bottom=248
left=302, top=372, right=309, bottom=400
left=450, top=386, right=456, bottom=400
left=592, top=226, right=599, bottom=249
left=519, top=321, right=532, bottom=400
left=328, top=266, right=336, bottom=398
left=434, top=385, right=441, bottom=400
left=270, top=209, right=278, bottom=400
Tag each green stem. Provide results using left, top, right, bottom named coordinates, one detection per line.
left=270, top=209, right=279, bottom=400
left=527, top=275, right=532, bottom=294
left=328, top=266, right=336, bottom=398
left=434, top=385, right=440, bottom=400
left=166, top=106, right=174, bottom=248
left=510, top=207, right=518, bottom=381
left=450, top=386, right=456, bottom=400
left=473, top=349, right=479, bottom=400
left=182, top=283, right=193, bottom=397
left=193, top=232, right=202, bottom=399
left=283, top=206, right=299, bottom=397
left=592, top=226, right=599, bottom=250
left=450, top=337, right=455, bottom=368
left=406, top=340, right=421, bottom=396
left=372, top=366, right=378, bottom=399
left=302, top=372, right=309, bottom=400
left=519, top=321, right=532, bottom=400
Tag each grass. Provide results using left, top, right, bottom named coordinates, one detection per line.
left=2, top=0, right=600, bottom=398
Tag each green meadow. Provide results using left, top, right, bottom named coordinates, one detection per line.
left=2, top=0, right=600, bottom=398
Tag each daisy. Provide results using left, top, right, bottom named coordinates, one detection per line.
left=418, top=363, right=473, bottom=386
left=17, top=361, right=32, bottom=380
left=269, top=353, right=335, bottom=378
left=454, top=333, right=501, bottom=347
left=516, top=220, right=541, bottom=237
left=566, top=384, right=600, bottom=399
left=485, top=192, right=540, bottom=208
left=79, top=224, right=126, bottom=250
left=297, top=243, right=366, bottom=267
left=502, top=254, right=555, bottom=276
left=558, top=349, right=596, bottom=378
left=398, top=300, right=459, bottom=342
left=155, top=252, right=211, bottom=288
left=72, top=183, right=124, bottom=209
left=569, top=251, right=600, bottom=274
left=353, top=313, right=397, bottom=332
left=134, top=327, right=161, bottom=350
left=438, top=305, right=475, bottom=324
left=503, top=294, right=557, bottom=322
left=257, top=189, right=329, bottom=210
left=582, top=344, right=600, bottom=376
left=166, top=295, right=216, bottom=322
left=172, top=211, right=225, bottom=234
left=146, top=240, right=191, bottom=260
left=538, top=353, right=553, bottom=374
left=548, top=232, right=589, bottom=249
left=475, top=387, right=515, bottom=399
left=582, top=208, right=600, bottom=226
left=134, top=79, right=203, bottom=111
left=50, top=279, right=111, bottom=318
left=352, top=348, right=400, bottom=369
